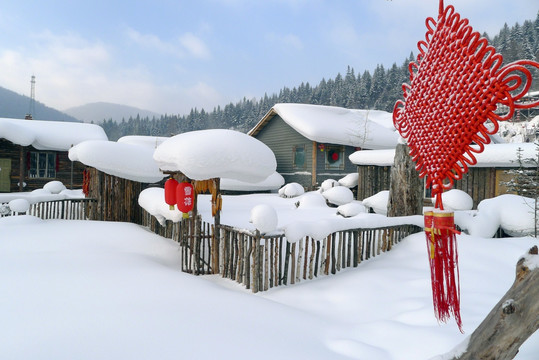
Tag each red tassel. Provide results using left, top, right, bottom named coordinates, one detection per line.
left=424, top=209, right=463, bottom=333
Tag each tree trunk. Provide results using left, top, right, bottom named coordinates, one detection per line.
left=450, top=246, right=539, bottom=360
left=387, top=143, right=423, bottom=217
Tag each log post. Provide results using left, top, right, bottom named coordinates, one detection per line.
left=448, top=246, right=539, bottom=360
left=387, top=143, right=423, bottom=217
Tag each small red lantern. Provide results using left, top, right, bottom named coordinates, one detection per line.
left=164, top=178, right=178, bottom=210
left=176, top=182, right=195, bottom=216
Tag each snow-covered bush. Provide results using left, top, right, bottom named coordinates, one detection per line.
left=434, top=189, right=473, bottom=211
left=249, top=204, right=278, bottom=233
left=8, top=199, right=30, bottom=213
left=296, top=192, right=327, bottom=209
left=43, top=181, right=67, bottom=194
left=338, top=173, right=359, bottom=188
left=337, top=201, right=367, bottom=217
left=319, top=179, right=339, bottom=192
left=278, top=183, right=305, bottom=198
left=362, top=191, right=389, bottom=215
left=322, top=186, right=354, bottom=206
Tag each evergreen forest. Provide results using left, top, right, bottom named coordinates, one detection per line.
left=102, top=12, right=539, bottom=140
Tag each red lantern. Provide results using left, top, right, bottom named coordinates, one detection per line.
left=176, top=182, right=194, bottom=215
left=164, top=178, right=178, bottom=210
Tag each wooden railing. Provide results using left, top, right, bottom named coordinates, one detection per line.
left=140, top=209, right=422, bottom=292
left=216, top=224, right=422, bottom=293
left=0, top=199, right=97, bottom=220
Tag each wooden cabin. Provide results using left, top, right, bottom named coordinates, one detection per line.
left=0, top=118, right=108, bottom=192
left=68, top=136, right=167, bottom=223
left=350, top=143, right=538, bottom=209
left=249, top=103, right=398, bottom=189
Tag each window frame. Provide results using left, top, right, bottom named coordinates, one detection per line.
left=29, top=151, right=57, bottom=179
left=292, top=145, right=306, bottom=170
left=324, top=145, right=345, bottom=170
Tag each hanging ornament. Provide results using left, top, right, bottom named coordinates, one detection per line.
left=176, top=181, right=195, bottom=218
left=393, top=0, right=539, bottom=332
left=328, top=149, right=339, bottom=163
left=164, top=178, right=178, bottom=210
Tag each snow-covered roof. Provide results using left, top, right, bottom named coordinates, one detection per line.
left=117, top=135, right=169, bottom=148
left=0, top=117, right=108, bottom=151
left=221, top=172, right=284, bottom=192
left=249, top=103, right=399, bottom=150
left=69, top=140, right=166, bottom=183
left=349, top=142, right=538, bottom=167
left=153, top=129, right=277, bottom=182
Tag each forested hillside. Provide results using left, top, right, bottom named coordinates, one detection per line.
left=99, top=12, right=538, bottom=140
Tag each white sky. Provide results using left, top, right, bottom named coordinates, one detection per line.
left=0, top=0, right=537, bottom=115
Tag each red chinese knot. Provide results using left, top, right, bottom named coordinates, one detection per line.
left=392, top=0, right=539, bottom=333
left=393, top=1, right=539, bottom=209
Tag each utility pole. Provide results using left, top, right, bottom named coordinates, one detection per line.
left=25, top=75, right=35, bottom=120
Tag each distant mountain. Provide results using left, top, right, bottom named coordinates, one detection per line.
left=64, top=102, right=161, bottom=123
left=0, top=86, right=80, bottom=122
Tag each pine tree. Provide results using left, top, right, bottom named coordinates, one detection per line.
left=503, top=143, right=539, bottom=237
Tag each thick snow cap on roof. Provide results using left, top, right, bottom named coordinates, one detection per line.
left=0, top=117, right=108, bottom=151
left=117, top=135, right=169, bottom=148
left=69, top=140, right=165, bottom=183
left=154, top=129, right=277, bottom=182
left=349, top=142, right=538, bottom=167
left=266, top=104, right=398, bottom=149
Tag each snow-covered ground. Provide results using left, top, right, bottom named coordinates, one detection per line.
left=1, top=190, right=538, bottom=360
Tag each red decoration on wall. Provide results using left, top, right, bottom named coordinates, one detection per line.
left=164, top=178, right=178, bottom=210
left=82, top=169, right=90, bottom=197
left=393, top=0, right=539, bottom=332
left=176, top=182, right=194, bottom=215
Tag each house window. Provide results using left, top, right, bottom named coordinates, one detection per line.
left=325, top=146, right=345, bottom=170
left=29, top=152, right=57, bottom=178
left=293, top=145, right=306, bottom=169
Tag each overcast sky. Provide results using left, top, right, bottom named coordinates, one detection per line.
left=0, top=0, right=537, bottom=115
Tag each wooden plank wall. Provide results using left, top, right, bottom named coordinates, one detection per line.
left=357, top=165, right=392, bottom=200
left=88, top=167, right=146, bottom=223
left=357, top=165, right=499, bottom=208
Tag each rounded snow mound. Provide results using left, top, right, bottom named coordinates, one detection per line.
left=296, top=192, right=327, bottom=209
left=320, top=179, right=340, bottom=192
left=154, top=129, right=276, bottom=182
left=9, top=198, right=30, bottom=213
left=338, top=173, right=359, bottom=188
left=337, top=201, right=367, bottom=217
left=250, top=204, right=278, bottom=234
left=43, top=181, right=67, bottom=194
left=322, top=186, right=354, bottom=206
left=362, top=191, right=389, bottom=215
left=433, top=189, right=473, bottom=211
left=279, top=183, right=305, bottom=198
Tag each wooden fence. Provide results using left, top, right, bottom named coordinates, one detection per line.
left=140, top=209, right=422, bottom=293
left=217, top=224, right=422, bottom=293
left=0, top=199, right=97, bottom=220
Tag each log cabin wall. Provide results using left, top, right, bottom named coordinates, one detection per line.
left=0, top=139, right=85, bottom=192
left=357, top=164, right=502, bottom=209
left=87, top=167, right=148, bottom=223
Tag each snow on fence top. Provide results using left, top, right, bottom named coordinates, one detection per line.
left=153, top=129, right=277, bottom=182
left=0, top=117, right=108, bottom=151
left=349, top=142, right=539, bottom=167
left=253, top=103, right=399, bottom=149
left=69, top=140, right=166, bottom=183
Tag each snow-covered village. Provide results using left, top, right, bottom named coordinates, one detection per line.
left=1, top=1, right=539, bottom=360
